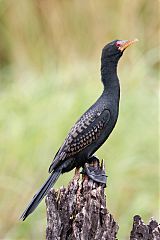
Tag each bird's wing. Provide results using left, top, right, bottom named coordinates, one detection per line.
left=49, top=107, right=110, bottom=173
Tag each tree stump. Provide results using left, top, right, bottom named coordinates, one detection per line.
left=45, top=160, right=118, bottom=240
left=130, top=215, right=160, bottom=240
left=45, top=159, right=159, bottom=240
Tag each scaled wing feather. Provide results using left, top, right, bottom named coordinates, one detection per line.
left=49, top=108, right=110, bottom=173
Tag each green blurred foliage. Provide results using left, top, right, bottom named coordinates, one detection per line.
left=0, top=0, right=159, bottom=239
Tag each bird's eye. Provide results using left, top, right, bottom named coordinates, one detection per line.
left=115, top=41, right=121, bottom=47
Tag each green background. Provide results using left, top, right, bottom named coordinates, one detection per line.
left=0, top=1, right=159, bottom=239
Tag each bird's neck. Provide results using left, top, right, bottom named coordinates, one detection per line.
left=101, top=58, right=120, bottom=99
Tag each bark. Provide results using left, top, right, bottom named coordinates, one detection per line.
left=130, top=215, right=160, bottom=240
left=45, top=160, right=159, bottom=240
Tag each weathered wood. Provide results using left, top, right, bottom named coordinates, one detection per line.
left=130, top=215, right=160, bottom=240
left=45, top=160, right=159, bottom=240
left=45, top=160, right=118, bottom=240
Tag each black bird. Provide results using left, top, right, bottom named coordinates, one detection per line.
left=20, top=39, right=138, bottom=221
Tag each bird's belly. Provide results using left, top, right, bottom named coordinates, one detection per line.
left=89, top=118, right=117, bottom=156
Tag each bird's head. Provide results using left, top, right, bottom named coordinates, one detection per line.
left=102, top=39, right=138, bottom=62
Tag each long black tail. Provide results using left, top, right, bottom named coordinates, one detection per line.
left=20, top=169, right=61, bottom=221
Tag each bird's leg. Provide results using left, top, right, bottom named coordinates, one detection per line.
left=81, top=156, right=107, bottom=186
left=87, top=155, right=100, bottom=165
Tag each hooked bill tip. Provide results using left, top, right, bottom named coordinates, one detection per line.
left=133, top=38, right=139, bottom=42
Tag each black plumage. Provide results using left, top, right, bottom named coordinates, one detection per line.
left=20, top=39, right=138, bottom=221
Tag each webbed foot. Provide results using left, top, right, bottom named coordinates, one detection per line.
left=81, top=156, right=107, bottom=186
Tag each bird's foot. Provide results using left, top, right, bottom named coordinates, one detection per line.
left=81, top=156, right=107, bottom=187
